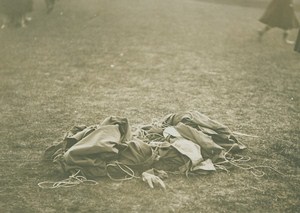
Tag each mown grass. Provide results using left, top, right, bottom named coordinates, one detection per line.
left=0, top=0, right=299, bottom=212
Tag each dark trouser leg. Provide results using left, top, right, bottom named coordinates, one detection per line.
left=45, top=0, right=55, bottom=14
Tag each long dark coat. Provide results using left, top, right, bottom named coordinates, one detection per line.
left=259, top=0, right=299, bottom=30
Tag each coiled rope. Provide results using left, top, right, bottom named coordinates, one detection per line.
left=38, top=170, right=98, bottom=189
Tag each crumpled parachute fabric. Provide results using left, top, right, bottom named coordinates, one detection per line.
left=44, top=111, right=246, bottom=178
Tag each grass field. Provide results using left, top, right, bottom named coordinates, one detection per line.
left=0, top=0, right=299, bottom=212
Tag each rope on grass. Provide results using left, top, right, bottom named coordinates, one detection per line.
left=38, top=170, right=98, bottom=189
left=106, top=162, right=141, bottom=181
left=215, top=144, right=299, bottom=178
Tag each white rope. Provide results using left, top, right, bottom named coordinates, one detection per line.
left=106, top=162, right=140, bottom=181
left=214, top=144, right=300, bottom=178
left=38, top=170, right=98, bottom=189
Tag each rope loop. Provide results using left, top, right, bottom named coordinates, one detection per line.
left=38, top=170, right=98, bottom=189
left=106, top=162, right=140, bottom=181
left=214, top=144, right=299, bottom=178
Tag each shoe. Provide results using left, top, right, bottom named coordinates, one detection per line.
left=285, top=39, right=295, bottom=45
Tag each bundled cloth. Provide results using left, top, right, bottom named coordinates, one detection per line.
left=43, top=111, right=246, bottom=179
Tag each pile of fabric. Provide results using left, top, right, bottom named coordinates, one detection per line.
left=43, top=111, right=246, bottom=188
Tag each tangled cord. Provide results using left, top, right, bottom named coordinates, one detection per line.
left=214, top=144, right=297, bottom=178
left=38, top=170, right=98, bottom=189
left=106, top=162, right=141, bottom=181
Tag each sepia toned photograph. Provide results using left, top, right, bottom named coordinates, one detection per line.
left=0, top=0, right=299, bottom=212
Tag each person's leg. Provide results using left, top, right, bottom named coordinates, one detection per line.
left=258, top=25, right=271, bottom=40
left=45, top=0, right=55, bottom=14
left=294, top=29, right=300, bottom=52
left=1, top=15, right=8, bottom=29
left=283, top=30, right=294, bottom=44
